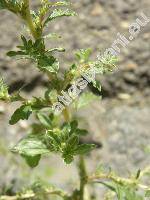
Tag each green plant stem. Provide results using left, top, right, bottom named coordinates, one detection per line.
left=0, top=189, right=68, bottom=200
left=63, top=107, right=71, bottom=122
left=88, top=173, right=150, bottom=191
left=78, top=156, right=88, bottom=200
left=23, top=0, right=40, bottom=40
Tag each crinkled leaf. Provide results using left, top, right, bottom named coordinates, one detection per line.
left=7, top=36, right=60, bottom=73
left=38, top=55, right=59, bottom=73
left=9, top=105, right=32, bottom=125
left=44, top=9, right=77, bottom=25
left=11, top=134, right=50, bottom=156
left=96, top=54, right=118, bottom=73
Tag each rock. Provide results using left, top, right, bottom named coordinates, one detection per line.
left=91, top=3, right=103, bottom=16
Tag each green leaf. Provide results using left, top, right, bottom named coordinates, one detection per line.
left=0, top=78, right=9, bottom=100
left=74, top=144, right=96, bottom=155
left=22, top=155, right=41, bottom=168
left=92, top=80, right=102, bottom=92
left=47, top=121, right=95, bottom=164
left=11, top=134, right=50, bottom=156
left=44, top=8, right=77, bottom=25
left=75, top=129, right=89, bottom=136
left=47, top=130, right=61, bottom=151
left=96, top=54, right=118, bottom=73
left=75, top=48, right=92, bottom=63
left=7, top=51, right=25, bottom=57
left=136, top=169, right=141, bottom=179
left=63, top=153, right=74, bottom=164
left=70, top=120, right=78, bottom=134
left=47, top=47, right=65, bottom=53
left=9, top=105, right=32, bottom=125
left=21, top=35, right=28, bottom=47
left=7, top=35, right=61, bottom=74
left=145, top=190, right=150, bottom=197
left=38, top=55, right=59, bottom=73
left=67, top=135, right=79, bottom=148
left=37, top=113, right=51, bottom=128
left=0, top=0, right=22, bottom=14
left=43, top=33, right=61, bottom=39
left=0, top=0, right=6, bottom=10
left=50, top=1, right=71, bottom=7
left=75, top=92, right=100, bottom=109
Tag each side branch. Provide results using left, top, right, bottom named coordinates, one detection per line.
left=0, top=188, right=69, bottom=200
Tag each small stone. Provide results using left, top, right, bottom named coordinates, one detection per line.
left=19, top=121, right=29, bottom=130
left=91, top=3, right=103, bottom=16
left=0, top=105, right=5, bottom=114
left=143, top=33, right=150, bottom=40
left=125, top=62, right=137, bottom=70
left=118, top=93, right=131, bottom=100
left=121, top=21, right=129, bottom=29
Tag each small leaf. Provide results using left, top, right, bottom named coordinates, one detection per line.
left=0, top=78, right=9, bottom=100
left=70, top=120, right=78, bottom=134
left=21, top=35, right=28, bottom=47
left=9, top=105, right=32, bottom=125
left=37, top=113, right=51, bottom=128
left=44, top=8, right=77, bottom=25
left=7, top=51, right=25, bottom=57
left=74, top=144, right=96, bottom=155
left=51, top=1, right=71, bottom=7
left=47, top=47, right=65, bottom=53
left=38, top=55, right=59, bottom=73
left=43, top=33, right=61, bottom=39
left=75, top=129, right=89, bottom=136
left=75, top=48, right=92, bottom=63
left=92, top=80, right=102, bottom=92
left=63, top=153, right=74, bottom=164
left=22, top=155, right=41, bottom=168
left=67, top=135, right=79, bottom=148
left=136, top=169, right=141, bottom=179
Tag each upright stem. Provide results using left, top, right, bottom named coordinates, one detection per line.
left=63, top=107, right=71, bottom=122
left=23, top=0, right=40, bottom=40
left=78, top=156, right=87, bottom=200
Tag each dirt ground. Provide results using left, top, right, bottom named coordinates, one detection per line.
left=0, top=0, right=150, bottom=198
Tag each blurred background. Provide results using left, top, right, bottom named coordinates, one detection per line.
left=0, top=0, right=150, bottom=198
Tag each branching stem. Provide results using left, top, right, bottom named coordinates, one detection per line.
left=88, top=173, right=150, bottom=191
left=0, top=189, right=68, bottom=200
